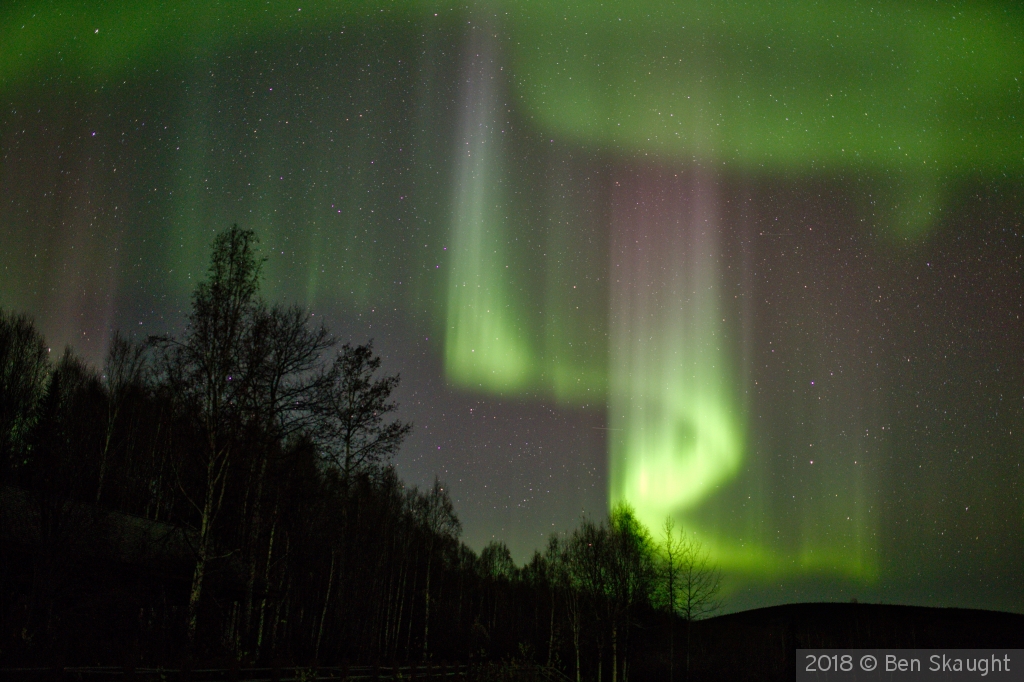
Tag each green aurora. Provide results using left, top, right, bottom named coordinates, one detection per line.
left=1, top=0, right=1021, bottom=595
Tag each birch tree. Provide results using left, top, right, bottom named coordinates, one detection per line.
left=155, top=224, right=263, bottom=650
left=675, top=530, right=722, bottom=678
left=658, top=517, right=683, bottom=682
left=418, top=477, right=461, bottom=658
left=317, top=341, right=411, bottom=493
left=606, top=503, right=655, bottom=682
left=96, top=332, right=147, bottom=504
left=237, top=303, right=333, bottom=651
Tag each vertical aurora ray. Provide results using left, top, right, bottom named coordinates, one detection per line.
left=729, top=197, right=884, bottom=581
left=540, top=147, right=608, bottom=404
left=0, top=84, right=128, bottom=362
left=608, top=169, right=880, bottom=581
left=445, top=22, right=534, bottom=393
left=608, top=168, right=742, bottom=531
left=1, top=0, right=1020, bottom=606
left=165, top=81, right=217, bottom=300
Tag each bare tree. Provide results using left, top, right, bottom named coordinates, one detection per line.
left=542, top=536, right=561, bottom=668
left=313, top=340, right=412, bottom=657
left=479, top=540, right=515, bottom=634
left=237, top=303, right=334, bottom=651
left=242, top=303, right=334, bottom=441
left=96, top=331, right=148, bottom=504
left=317, top=341, right=412, bottom=494
left=566, top=517, right=608, bottom=682
left=657, top=517, right=683, bottom=682
left=153, top=224, right=264, bottom=649
left=418, top=477, right=461, bottom=658
left=555, top=534, right=585, bottom=682
left=0, top=309, right=50, bottom=480
left=23, top=349, right=104, bottom=644
left=674, top=528, right=722, bottom=679
left=606, top=503, right=655, bottom=682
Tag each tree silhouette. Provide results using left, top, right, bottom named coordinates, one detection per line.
left=418, top=477, right=460, bottom=658
left=236, top=303, right=334, bottom=651
left=0, top=310, right=49, bottom=480
left=606, top=503, right=655, bottom=682
left=658, top=517, right=683, bottom=682
left=96, top=331, right=147, bottom=505
left=673, top=527, right=722, bottom=679
left=152, top=224, right=264, bottom=650
left=317, top=341, right=412, bottom=493
left=1, top=226, right=729, bottom=675
left=23, top=349, right=104, bottom=650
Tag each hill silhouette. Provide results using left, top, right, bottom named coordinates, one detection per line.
left=636, top=602, right=1024, bottom=681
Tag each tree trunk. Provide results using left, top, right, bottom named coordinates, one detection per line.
left=422, top=554, right=432, bottom=658
left=405, top=550, right=419, bottom=659
left=393, top=553, right=409, bottom=661
left=96, top=424, right=115, bottom=504
left=574, top=623, right=581, bottom=682
left=315, top=550, right=336, bottom=660
left=685, top=619, right=691, bottom=681
left=457, top=567, right=464, bottom=623
left=622, top=620, right=631, bottom=682
left=255, top=514, right=278, bottom=653
left=381, top=548, right=396, bottom=656
left=186, top=450, right=227, bottom=648
left=186, top=533, right=208, bottom=647
left=546, top=595, right=555, bottom=667
left=669, top=617, right=674, bottom=682
left=243, top=448, right=270, bottom=644
left=568, top=596, right=581, bottom=682
left=611, top=624, right=618, bottom=682
left=271, top=551, right=291, bottom=654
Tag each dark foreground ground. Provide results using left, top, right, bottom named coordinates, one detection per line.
left=636, top=602, right=1024, bottom=682
left=2, top=603, right=1021, bottom=681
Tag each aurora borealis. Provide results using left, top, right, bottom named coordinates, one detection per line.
left=1, top=0, right=1021, bottom=613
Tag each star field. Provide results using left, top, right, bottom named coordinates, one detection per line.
left=1, top=1, right=1021, bottom=614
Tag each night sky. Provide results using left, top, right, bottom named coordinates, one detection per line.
left=1, top=1, right=1021, bottom=614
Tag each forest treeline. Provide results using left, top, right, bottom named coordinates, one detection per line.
left=0, top=226, right=720, bottom=680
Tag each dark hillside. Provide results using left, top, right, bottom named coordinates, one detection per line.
left=640, top=602, right=1024, bottom=682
